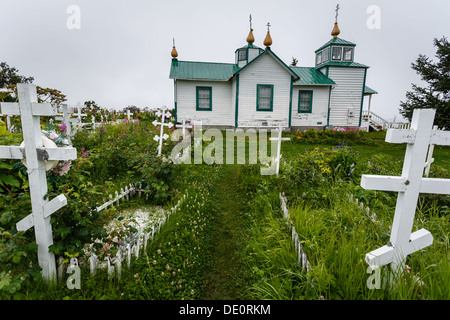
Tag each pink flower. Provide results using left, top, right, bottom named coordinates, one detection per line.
left=50, top=131, right=58, bottom=140
left=123, top=118, right=128, bottom=123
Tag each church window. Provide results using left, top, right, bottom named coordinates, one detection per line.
left=332, top=47, right=342, bottom=60
left=343, top=47, right=353, bottom=61
left=256, top=84, right=274, bottom=111
left=298, top=90, right=313, bottom=113
left=196, top=86, right=212, bottom=111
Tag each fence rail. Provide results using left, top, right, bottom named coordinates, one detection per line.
left=279, top=192, right=311, bottom=272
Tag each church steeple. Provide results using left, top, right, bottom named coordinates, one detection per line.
left=246, top=14, right=255, bottom=45
left=331, top=4, right=340, bottom=38
left=263, top=22, right=272, bottom=48
left=171, top=38, right=178, bottom=59
left=235, top=15, right=263, bottom=67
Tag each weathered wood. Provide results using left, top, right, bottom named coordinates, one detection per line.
left=0, top=84, right=77, bottom=282
left=361, top=109, right=450, bottom=277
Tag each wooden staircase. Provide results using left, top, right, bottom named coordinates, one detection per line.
left=361, top=110, right=410, bottom=131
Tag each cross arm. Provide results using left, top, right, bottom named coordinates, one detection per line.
left=361, top=175, right=450, bottom=195
left=0, top=146, right=77, bottom=161
left=269, top=138, right=291, bottom=141
left=17, top=194, right=68, bottom=231
left=365, top=228, right=433, bottom=266
left=0, top=102, right=57, bottom=116
left=386, top=128, right=450, bottom=146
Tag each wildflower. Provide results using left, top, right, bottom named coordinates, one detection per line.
left=60, top=123, right=67, bottom=133
left=123, top=118, right=128, bottom=123
left=161, top=272, right=164, bottom=277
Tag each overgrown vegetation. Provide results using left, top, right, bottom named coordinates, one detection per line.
left=0, top=121, right=449, bottom=300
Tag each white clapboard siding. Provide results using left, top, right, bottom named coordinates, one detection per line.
left=328, top=67, right=365, bottom=127
left=176, top=80, right=234, bottom=126
left=291, top=85, right=330, bottom=127
left=237, top=54, right=291, bottom=123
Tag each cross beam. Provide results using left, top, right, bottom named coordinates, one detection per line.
left=0, top=84, right=77, bottom=282
left=361, top=109, right=450, bottom=276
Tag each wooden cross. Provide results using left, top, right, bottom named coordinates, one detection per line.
left=55, top=104, right=77, bottom=139
left=424, top=125, right=438, bottom=177
left=126, top=109, right=132, bottom=120
left=175, top=119, right=193, bottom=138
left=74, top=102, right=87, bottom=124
left=0, top=84, right=77, bottom=282
left=268, top=122, right=290, bottom=175
left=152, top=105, right=173, bottom=156
left=361, top=109, right=450, bottom=277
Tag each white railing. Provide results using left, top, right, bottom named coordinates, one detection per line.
left=362, top=110, right=411, bottom=131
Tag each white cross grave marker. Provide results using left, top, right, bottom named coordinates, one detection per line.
left=55, top=104, right=78, bottom=139
left=361, top=109, right=450, bottom=278
left=152, top=105, right=173, bottom=156
left=0, top=84, right=78, bottom=282
left=74, top=102, right=87, bottom=125
left=269, top=122, right=290, bottom=175
left=175, top=119, right=193, bottom=138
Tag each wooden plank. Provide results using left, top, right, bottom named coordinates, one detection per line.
left=360, top=175, right=407, bottom=192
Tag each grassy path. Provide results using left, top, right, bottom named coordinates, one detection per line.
left=200, top=165, right=251, bottom=299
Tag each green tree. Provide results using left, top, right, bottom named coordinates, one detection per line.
left=0, top=62, right=34, bottom=88
left=399, top=37, right=450, bottom=129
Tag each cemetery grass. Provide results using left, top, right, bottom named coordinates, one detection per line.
left=1, top=128, right=449, bottom=300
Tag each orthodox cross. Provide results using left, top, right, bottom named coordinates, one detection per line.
left=0, top=84, right=77, bottom=282
left=152, top=105, right=173, bottom=156
left=335, top=4, right=340, bottom=22
left=249, top=14, right=252, bottom=29
left=175, top=119, right=193, bottom=138
left=55, top=104, right=77, bottom=139
left=361, top=109, right=450, bottom=278
left=268, top=122, right=290, bottom=175
left=266, top=22, right=271, bottom=31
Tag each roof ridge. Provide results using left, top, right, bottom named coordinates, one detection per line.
left=176, top=60, right=237, bottom=66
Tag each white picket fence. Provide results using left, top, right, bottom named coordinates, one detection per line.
left=279, top=192, right=311, bottom=272
left=57, top=182, right=187, bottom=282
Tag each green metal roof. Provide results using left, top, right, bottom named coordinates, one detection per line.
left=315, top=37, right=356, bottom=53
left=169, top=60, right=239, bottom=81
left=234, top=43, right=263, bottom=53
left=364, top=86, right=378, bottom=95
left=316, top=60, right=369, bottom=69
left=291, top=67, right=335, bottom=85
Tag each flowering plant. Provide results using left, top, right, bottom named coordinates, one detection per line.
left=41, top=128, right=72, bottom=176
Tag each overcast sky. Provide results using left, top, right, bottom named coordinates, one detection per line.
left=1, top=0, right=449, bottom=121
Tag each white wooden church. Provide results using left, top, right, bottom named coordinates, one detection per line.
left=169, top=14, right=377, bottom=129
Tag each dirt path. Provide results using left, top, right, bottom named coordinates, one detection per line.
left=200, top=165, right=251, bottom=299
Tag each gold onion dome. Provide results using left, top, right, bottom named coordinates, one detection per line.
left=263, top=30, right=272, bottom=47
left=171, top=45, right=178, bottom=58
left=246, top=28, right=255, bottom=44
left=331, top=22, right=340, bottom=38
